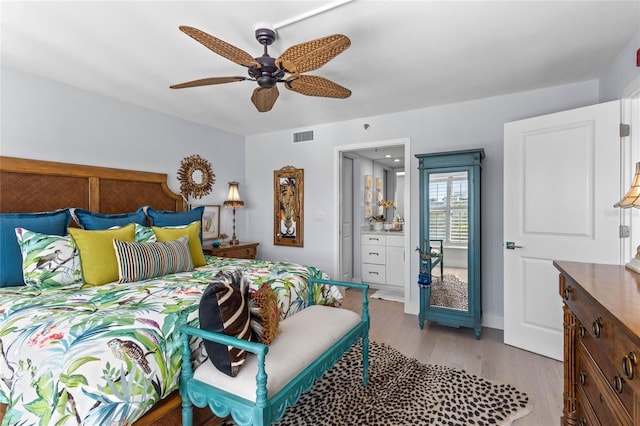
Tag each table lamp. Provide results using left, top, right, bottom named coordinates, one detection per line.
left=614, top=161, right=640, bottom=272
left=224, top=182, right=244, bottom=245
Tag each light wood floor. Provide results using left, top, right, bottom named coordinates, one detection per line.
left=342, top=289, right=563, bottom=426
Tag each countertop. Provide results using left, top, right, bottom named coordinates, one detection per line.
left=362, top=230, right=404, bottom=236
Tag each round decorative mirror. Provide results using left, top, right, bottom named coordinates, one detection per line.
left=178, top=154, right=215, bottom=199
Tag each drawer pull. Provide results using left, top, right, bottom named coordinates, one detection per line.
left=369, top=272, right=379, bottom=275
left=578, top=325, right=585, bottom=338
left=368, top=237, right=380, bottom=241
left=613, top=375, right=625, bottom=393
left=563, top=286, right=572, bottom=300
left=591, top=317, right=603, bottom=338
left=623, top=352, right=637, bottom=379
left=578, top=371, right=586, bottom=386
left=368, top=252, right=379, bottom=256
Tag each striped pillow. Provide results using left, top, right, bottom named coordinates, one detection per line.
left=113, top=236, right=194, bottom=283
left=199, top=269, right=259, bottom=377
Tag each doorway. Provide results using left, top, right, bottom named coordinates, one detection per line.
left=333, top=138, right=411, bottom=311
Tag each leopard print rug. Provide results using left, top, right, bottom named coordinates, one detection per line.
left=430, top=273, right=469, bottom=311
left=221, top=341, right=532, bottom=425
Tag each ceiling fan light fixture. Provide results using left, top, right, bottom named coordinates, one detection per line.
left=257, top=75, right=277, bottom=88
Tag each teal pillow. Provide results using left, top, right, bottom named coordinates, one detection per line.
left=72, top=207, right=147, bottom=230
left=15, top=228, right=82, bottom=288
left=147, top=206, right=204, bottom=241
left=0, top=209, right=71, bottom=287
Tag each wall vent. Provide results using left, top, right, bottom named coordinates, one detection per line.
left=293, top=130, right=314, bottom=143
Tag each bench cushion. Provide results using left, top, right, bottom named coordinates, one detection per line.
left=193, top=304, right=361, bottom=401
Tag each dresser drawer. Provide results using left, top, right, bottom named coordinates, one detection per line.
left=362, top=234, right=385, bottom=246
left=577, top=341, right=632, bottom=425
left=362, top=244, right=385, bottom=265
left=204, top=243, right=258, bottom=259
left=578, top=321, right=636, bottom=416
left=362, top=263, right=385, bottom=284
left=577, top=385, right=601, bottom=426
left=567, top=282, right=640, bottom=405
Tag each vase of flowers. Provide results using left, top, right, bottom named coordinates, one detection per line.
left=371, top=199, right=396, bottom=231
left=369, top=215, right=385, bottom=231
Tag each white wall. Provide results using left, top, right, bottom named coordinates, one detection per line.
left=599, top=30, right=640, bottom=101
left=246, top=80, right=601, bottom=325
left=1, top=66, right=247, bottom=237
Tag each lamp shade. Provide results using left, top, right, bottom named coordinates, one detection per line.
left=615, top=162, right=640, bottom=208
left=223, top=182, right=244, bottom=209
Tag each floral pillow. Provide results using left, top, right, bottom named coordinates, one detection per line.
left=134, top=223, right=157, bottom=243
left=109, top=224, right=156, bottom=243
left=14, top=228, right=82, bottom=288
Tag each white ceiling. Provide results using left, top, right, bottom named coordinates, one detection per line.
left=2, top=1, right=638, bottom=137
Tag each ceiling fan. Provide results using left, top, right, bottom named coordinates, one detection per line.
left=170, top=26, right=352, bottom=112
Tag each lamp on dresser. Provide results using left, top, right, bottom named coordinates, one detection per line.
left=223, top=182, right=244, bottom=245
left=614, top=161, right=640, bottom=272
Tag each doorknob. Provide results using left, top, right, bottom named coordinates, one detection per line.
left=506, top=241, right=523, bottom=250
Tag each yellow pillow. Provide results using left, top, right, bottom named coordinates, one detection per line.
left=68, top=223, right=136, bottom=287
left=152, top=221, right=206, bottom=267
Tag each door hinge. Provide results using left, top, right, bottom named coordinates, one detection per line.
left=620, top=224, right=630, bottom=238
left=620, top=123, right=631, bottom=138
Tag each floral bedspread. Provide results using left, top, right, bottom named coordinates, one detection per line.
left=0, top=257, right=341, bottom=426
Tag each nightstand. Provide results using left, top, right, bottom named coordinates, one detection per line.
left=202, top=242, right=259, bottom=259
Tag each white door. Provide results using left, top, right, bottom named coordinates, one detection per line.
left=340, top=156, right=354, bottom=281
left=503, top=101, right=621, bottom=360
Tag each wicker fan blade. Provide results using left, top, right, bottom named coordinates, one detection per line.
left=251, top=87, right=279, bottom=112
left=276, top=34, right=350, bottom=74
left=285, top=75, right=351, bottom=99
left=170, top=76, right=247, bottom=89
left=179, top=26, right=260, bottom=68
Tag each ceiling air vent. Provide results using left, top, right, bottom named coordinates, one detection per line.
left=293, top=130, right=314, bottom=143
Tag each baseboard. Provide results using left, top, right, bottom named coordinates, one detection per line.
left=482, top=313, right=503, bottom=330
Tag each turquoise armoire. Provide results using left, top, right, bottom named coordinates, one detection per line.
left=416, top=149, right=484, bottom=339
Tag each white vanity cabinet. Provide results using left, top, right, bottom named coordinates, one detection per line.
left=385, top=235, right=404, bottom=287
left=361, top=233, right=404, bottom=288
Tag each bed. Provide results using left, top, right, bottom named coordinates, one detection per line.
left=0, top=156, right=342, bottom=425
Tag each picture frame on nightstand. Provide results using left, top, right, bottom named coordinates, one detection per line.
left=192, top=204, right=220, bottom=239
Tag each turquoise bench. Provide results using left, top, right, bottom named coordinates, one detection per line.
left=179, top=278, right=370, bottom=426
left=429, top=238, right=444, bottom=280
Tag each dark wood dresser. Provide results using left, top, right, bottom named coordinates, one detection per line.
left=554, top=260, right=640, bottom=425
left=202, top=242, right=259, bottom=259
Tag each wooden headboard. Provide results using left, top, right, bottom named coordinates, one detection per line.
left=0, top=156, right=185, bottom=217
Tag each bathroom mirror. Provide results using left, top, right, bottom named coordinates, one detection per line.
left=416, top=149, right=484, bottom=339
